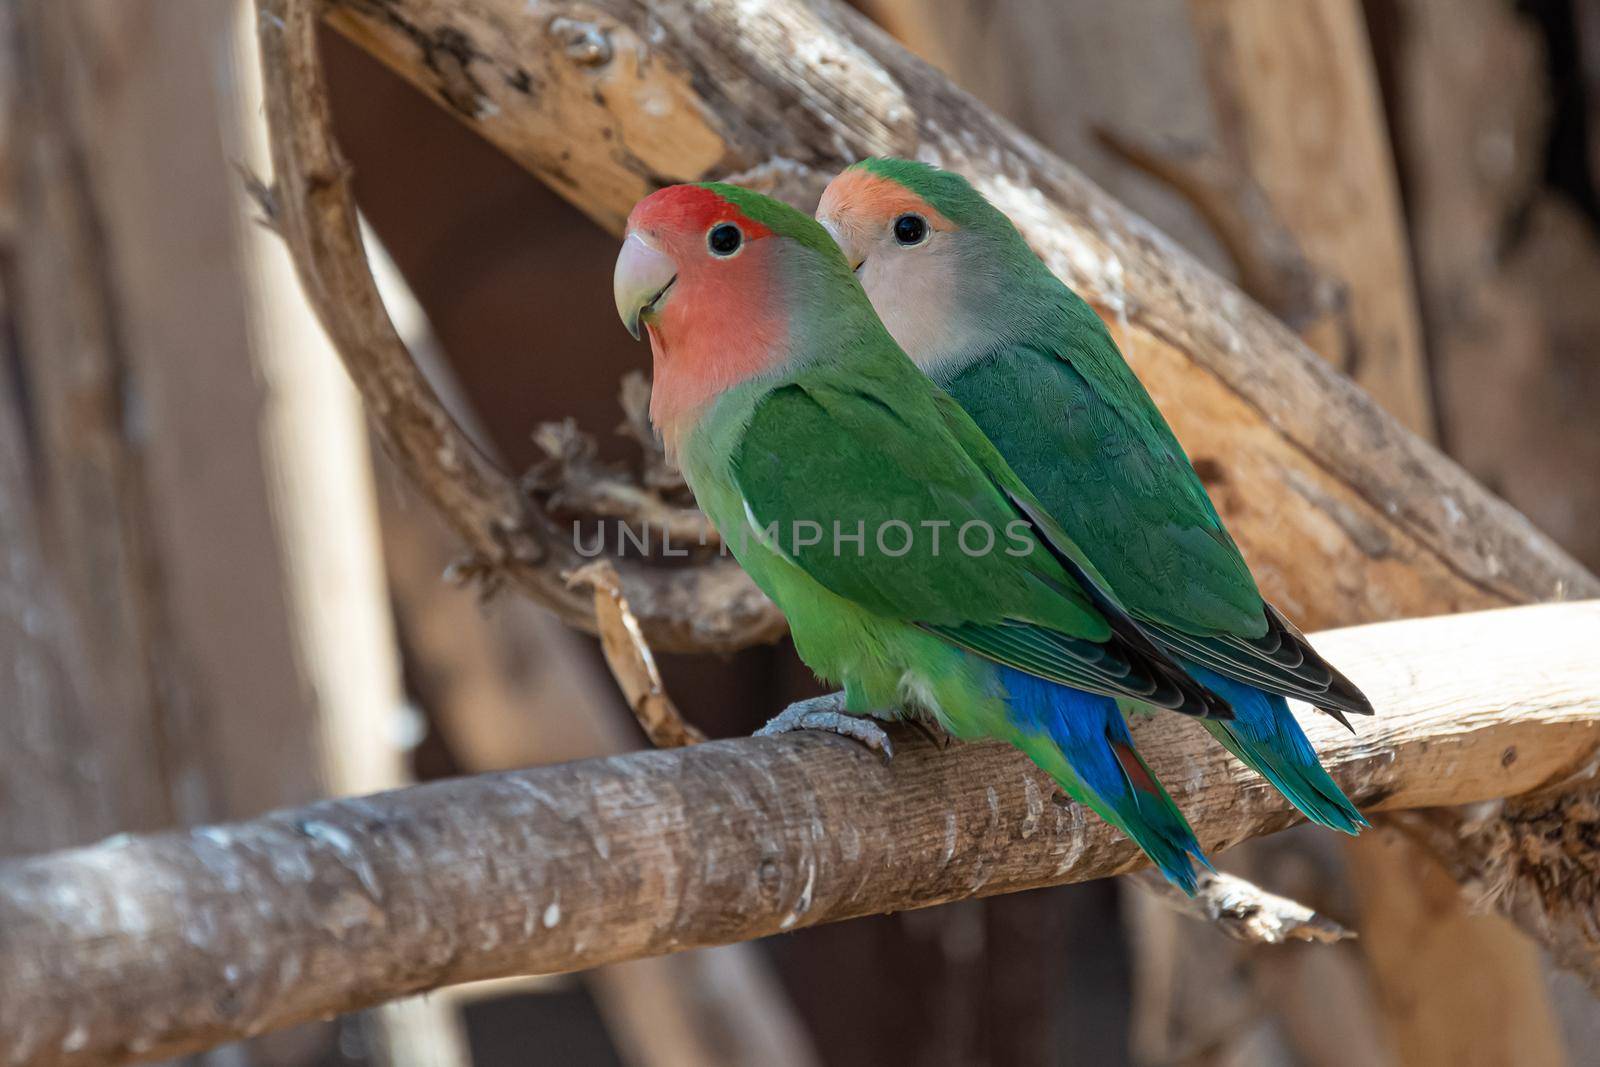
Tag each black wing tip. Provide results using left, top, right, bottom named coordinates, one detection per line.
left=1191, top=683, right=1236, bottom=720
left=1263, top=602, right=1377, bottom=718
left=1321, top=705, right=1357, bottom=733
left=1328, top=683, right=1376, bottom=715
left=1321, top=663, right=1376, bottom=717
left=1150, top=651, right=1235, bottom=720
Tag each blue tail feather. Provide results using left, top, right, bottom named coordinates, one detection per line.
left=1185, top=664, right=1369, bottom=834
left=1001, top=667, right=1210, bottom=894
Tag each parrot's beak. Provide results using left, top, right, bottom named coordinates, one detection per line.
left=614, top=232, right=677, bottom=340
left=818, top=216, right=864, bottom=273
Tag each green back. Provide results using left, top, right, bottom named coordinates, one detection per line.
left=860, top=158, right=1269, bottom=638
left=945, top=324, right=1266, bottom=638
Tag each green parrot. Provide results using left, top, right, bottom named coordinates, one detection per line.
left=613, top=181, right=1235, bottom=891
left=814, top=158, right=1372, bottom=834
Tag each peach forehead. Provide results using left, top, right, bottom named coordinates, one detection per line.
left=821, top=170, right=954, bottom=230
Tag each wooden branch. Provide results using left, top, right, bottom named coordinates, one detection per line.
left=256, top=0, right=784, bottom=654
left=3, top=602, right=1598, bottom=1065
left=1128, top=869, right=1354, bottom=946
left=568, top=561, right=706, bottom=749
left=1182, top=0, right=1435, bottom=436
left=321, top=0, right=1597, bottom=634
left=1091, top=122, right=1336, bottom=337
left=379, top=464, right=817, bottom=1067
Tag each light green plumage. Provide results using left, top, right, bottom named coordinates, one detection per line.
left=680, top=312, right=1182, bottom=720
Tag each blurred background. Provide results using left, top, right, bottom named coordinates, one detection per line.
left=3, top=0, right=1599, bottom=1064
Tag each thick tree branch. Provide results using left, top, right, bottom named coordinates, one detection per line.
left=2, top=602, right=1599, bottom=1065
left=319, top=0, right=1596, bottom=632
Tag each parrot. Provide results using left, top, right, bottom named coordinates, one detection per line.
left=814, top=158, right=1372, bottom=835
left=613, top=181, right=1237, bottom=892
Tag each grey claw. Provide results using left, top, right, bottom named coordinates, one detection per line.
left=756, top=695, right=895, bottom=763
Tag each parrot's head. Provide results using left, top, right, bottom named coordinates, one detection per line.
left=615, top=182, right=862, bottom=451
left=818, top=158, right=1029, bottom=377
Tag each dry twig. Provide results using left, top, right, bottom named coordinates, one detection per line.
left=567, top=561, right=706, bottom=748
left=1129, top=869, right=1355, bottom=945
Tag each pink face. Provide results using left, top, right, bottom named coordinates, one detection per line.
left=614, top=186, right=788, bottom=449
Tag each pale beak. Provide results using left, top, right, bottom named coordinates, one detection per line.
left=614, top=232, right=677, bottom=340
left=818, top=216, right=864, bottom=273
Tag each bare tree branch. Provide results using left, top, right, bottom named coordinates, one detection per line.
left=256, top=0, right=784, bottom=653
left=568, top=560, right=706, bottom=749
left=2, top=602, right=1599, bottom=1065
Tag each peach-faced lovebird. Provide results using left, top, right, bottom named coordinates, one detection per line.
left=614, top=182, right=1234, bottom=891
left=816, top=159, right=1372, bottom=835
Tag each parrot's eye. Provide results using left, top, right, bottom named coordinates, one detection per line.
left=893, top=213, right=929, bottom=247
left=707, top=223, right=743, bottom=257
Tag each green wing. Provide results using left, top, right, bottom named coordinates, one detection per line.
left=730, top=359, right=1228, bottom=717
left=944, top=303, right=1369, bottom=716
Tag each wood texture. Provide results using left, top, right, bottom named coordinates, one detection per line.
left=1185, top=0, right=1434, bottom=435
left=2, top=602, right=1598, bottom=1065
left=312, top=0, right=1597, bottom=638
left=1152, top=5, right=1566, bottom=1063
left=379, top=451, right=821, bottom=1067
left=0, top=3, right=444, bottom=1062
left=259, top=0, right=785, bottom=655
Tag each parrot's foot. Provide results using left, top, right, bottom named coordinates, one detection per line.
left=755, top=693, right=895, bottom=763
